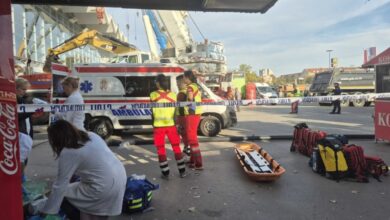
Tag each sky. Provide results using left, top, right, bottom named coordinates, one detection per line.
left=107, top=0, right=390, bottom=76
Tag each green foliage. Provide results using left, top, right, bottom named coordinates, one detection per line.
left=304, top=76, right=314, bottom=84
left=238, top=64, right=264, bottom=83
left=239, top=64, right=253, bottom=74
left=245, top=72, right=258, bottom=82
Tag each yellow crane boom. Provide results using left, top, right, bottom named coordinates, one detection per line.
left=43, top=29, right=137, bottom=72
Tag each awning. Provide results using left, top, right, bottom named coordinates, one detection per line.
left=362, top=47, right=390, bottom=68
left=12, top=0, right=278, bottom=13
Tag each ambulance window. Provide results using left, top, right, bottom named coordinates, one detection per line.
left=141, top=54, right=150, bottom=63
left=53, top=74, right=66, bottom=98
left=127, top=55, right=138, bottom=64
left=125, top=76, right=165, bottom=97
left=199, top=86, right=210, bottom=99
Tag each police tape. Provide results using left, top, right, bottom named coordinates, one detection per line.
left=17, top=93, right=390, bottom=113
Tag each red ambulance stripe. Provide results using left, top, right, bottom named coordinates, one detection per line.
left=84, top=99, right=150, bottom=103
left=75, top=66, right=184, bottom=73
left=52, top=64, right=71, bottom=72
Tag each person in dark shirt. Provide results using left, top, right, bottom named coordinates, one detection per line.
left=16, top=78, right=34, bottom=138
left=330, top=82, right=342, bottom=114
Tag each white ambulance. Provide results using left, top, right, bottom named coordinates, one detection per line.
left=52, top=63, right=237, bottom=138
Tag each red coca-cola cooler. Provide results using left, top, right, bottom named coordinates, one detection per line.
left=246, top=82, right=256, bottom=99
left=0, top=0, right=24, bottom=219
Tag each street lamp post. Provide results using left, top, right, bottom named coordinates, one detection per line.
left=326, top=49, right=333, bottom=68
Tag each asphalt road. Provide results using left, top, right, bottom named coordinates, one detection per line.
left=107, top=104, right=376, bottom=144
left=26, top=104, right=390, bottom=220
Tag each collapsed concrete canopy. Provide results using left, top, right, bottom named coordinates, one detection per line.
left=12, top=0, right=278, bottom=13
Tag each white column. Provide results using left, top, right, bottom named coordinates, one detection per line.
left=23, top=9, right=28, bottom=58
left=11, top=5, right=16, bottom=55
left=39, top=18, right=46, bottom=63
left=62, top=32, right=66, bottom=62
left=33, top=24, right=38, bottom=61
left=49, top=24, right=53, bottom=49
left=81, top=48, right=84, bottom=63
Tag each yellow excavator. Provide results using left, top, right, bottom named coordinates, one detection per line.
left=43, top=29, right=138, bottom=72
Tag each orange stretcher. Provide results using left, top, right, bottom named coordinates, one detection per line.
left=235, top=142, right=286, bottom=182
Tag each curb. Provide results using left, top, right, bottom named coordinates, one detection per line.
left=121, top=134, right=375, bottom=146
left=32, top=140, right=48, bottom=148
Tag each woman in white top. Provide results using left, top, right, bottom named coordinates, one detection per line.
left=56, top=76, right=85, bottom=130
left=40, top=120, right=126, bottom=220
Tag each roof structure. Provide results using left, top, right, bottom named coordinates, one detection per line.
left=362, top=47, right=390, bottom=67
left=25, top=5, right=128, bottom=42
left=13, top=0, right=278, bottom=13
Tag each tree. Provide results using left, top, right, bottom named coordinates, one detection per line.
left=245, top=72, right=258, bottom=82
left=304, top=76, right=314, bottom=84
left=239, top=64, right=253, bottom=74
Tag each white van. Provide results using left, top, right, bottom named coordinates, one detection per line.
left=255, top=83, right=278, bottom=99
left=52, top=63, right=236, bottom=138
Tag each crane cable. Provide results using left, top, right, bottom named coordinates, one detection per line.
left=188, top=13, right=206, bottom=41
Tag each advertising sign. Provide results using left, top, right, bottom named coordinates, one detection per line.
left=375, top=100, right=390, bottom=142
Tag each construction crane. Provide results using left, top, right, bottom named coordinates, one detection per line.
left=43, top=29, right=138, bottom=72
left=142, top=10, right=227, bottom=76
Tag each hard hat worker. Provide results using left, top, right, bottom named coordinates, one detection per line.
left=183, top=70, right=203, bottom=170
left=330, top=82, right=342, bottom=114
left=150, top=74, right=186, bottom=178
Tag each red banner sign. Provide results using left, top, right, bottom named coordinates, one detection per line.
left=375, top=99, right=390, bottom=142
left=0, top=0, right=23, bottom=219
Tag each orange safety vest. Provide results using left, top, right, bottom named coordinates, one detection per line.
left=150, top=90, right=177, bottom=127
left=185, top=83, right=202, bottom=115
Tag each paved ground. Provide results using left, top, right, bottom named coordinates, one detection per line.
left=26, top=104, right=390, bottom=220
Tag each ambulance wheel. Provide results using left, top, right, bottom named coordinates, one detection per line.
left=340, top=100, right=350, bottom=107
left=199, top=116, right=221, bottom=137
left=364, top=101, right=372, bottom=107
left=90, top=118, right=113, bottom=139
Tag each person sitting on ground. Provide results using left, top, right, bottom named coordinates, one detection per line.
left=40, top=120, right=126, bottom=220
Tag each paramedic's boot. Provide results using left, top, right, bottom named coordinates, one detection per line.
left=159, top=158, right=170, bottom=179
left=175, top=154, right=187, bottom=178
left=183, top=146, right=191, bottom=156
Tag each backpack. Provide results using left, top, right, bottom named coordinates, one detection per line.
left=307, top=130, right=327, bottom=157
left=290, top=123, right=308, bottom=152
left=317, top=137, right=348, bottom=181
left=299, top=128, right=311, bottom=156
left=342, top=144, right=368, bottom=183
left=365, top=156, right=389, bottom=182
left=122, top=175, right=159, bottom=213
left=309, top=147, right=325, bottom=175
left=328, top=134, right=349, bottom=145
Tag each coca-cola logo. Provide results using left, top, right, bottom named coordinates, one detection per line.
left=378, top=112, right=390, bottom=128
left=0, top=103, right=18, bottom=175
